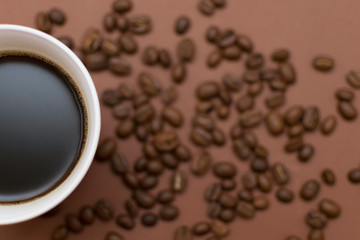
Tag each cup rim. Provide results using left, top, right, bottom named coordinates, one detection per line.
left=0, top=24, right=101, bottom=224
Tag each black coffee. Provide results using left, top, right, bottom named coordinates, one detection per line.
left=0, top=51, right=87, bottom=203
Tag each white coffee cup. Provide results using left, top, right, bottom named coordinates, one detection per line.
left=0, top=24, right=101, bottom=225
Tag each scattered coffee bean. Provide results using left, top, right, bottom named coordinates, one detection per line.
left=243, top=70, right=260, bottom=84
left=265, top=91, right=285, bottom=109
left=308, top=229, right=324, bottom=240
left=213, top=162, right=237, bottom=178
left=206, top=25, right=220, bottom=43
left=58, top=36, right=74, bottom=49
left=153, top=131, right=179, bottom=152
left=175, top=16, right=191, bottom=34
left=306, top=210, right=327, bottom=229
left=313, top=55, right=334, bottom=72
left=212, top=128, right=226, bottom=146
left=271, top=48, right=290, bottom=62
left=118, top=83, right=135, bottom=99
left=272, top=163, right=290, bottom=185
left=191, top=150, right=212, bottom=175
left=245, top=53, right=264, bottom=69
left=297, top=143, right=315, bottom=162
left=237, top=189, right=254, bottom=202
left=284, top=106, right=304, bottom=126
left=348, top=168, right=360, bottom=183
left=211, top=0, right=226, bottom=8
left=242, top=172, right=257, bottom=191
left=205, top=182, right=222, bottom=202
left=116, top=16, right=129, bottom=32
left=284, top=137, right=303, bottom=153
left=140, top=175, right=158, bottom=189
left=269, top=78, right=287, bottom=91
left=161, top=86, right=178, bottom=106
left=218, top=87, right=232, bottom=105
left=193, top=114, right=215, bottom=131
left=222, top=45, right=241, bottom=60
left=118, top=33, right=138, bottom=54
left=287, top=124, right=305, bottom=138
left=138, top=72, right=161, bottom=97
left=157, top=189, right=175, bottom=204
left=122, top=172, right=140, bottom=189
left=133, top=190, right=156, bottom=209
left=116, top=118, right=135, bottom=138
left=143, top=141, right=158, bottom=159
left=129, top=15, right=152, bottom=34
left=82, top=29, right=103, bottom=53
left=162, top=106, right=183, bottom=127
left=125, top=199, right=139, bottom=217
left=254, top=145, right=268, bottom=159
left=211, top=220, right=229, bottom=237
left=335, top=88, right=354, bottom=101
left=116, top=214, right=135, bottom=230
left=218, top=193, right=238, bottom=208
left=48, top=8, right=66, bottom=25
left=221, top=179, right=236, bottom=191
left=241, top=131, right=258, bottom=149
left=320, top=115, right=336, bottom=135
left=36, top=12, right=52, bottom=33
left=260, top=68, right=277, bottom=81
left=338, top=101, right=357, bottom=120
left=111, top=153, right=128, bottom=175
left=217, top=30, right=236, bottom=48
left=172, top=63, right=187, bottom=83
left=135, top=125, right=149, bottom=142
left=218, top=208, right=235, bottom=223
left=96, top=137, right=117, bottom=160
left=113, top=0, right=132, bottom=13
left=84, top=52, right=108, bottom=71
left=51, top=225, right=68, bottom=240
left=190, top=127, right=212, bottom=147
left=177, top=38, right=195, bottom=62
left=276, top=188, right=294, bottom=203
left=346, top=70, right=360, bottom=89
left=208, top=202, right=222, bottom=218
left=150, top=117, right=164, bottom=134
left=159, top=205, right=179, bottom=221
left=239, top=110, right=263, bottom=128
left=102, top=89, right=122, bottom=107
left=321, top=169, right=336, bottom=186
left=174, top=144, right=192, bottom=162
left=65, top=214, right=83, bottom=233
left=134, top=156, right=148, bottom=173
left=253, top=195, right=270, bottom=210
left=161, top=153, right=179, bottom=169
left=237, top=201, right=255, bottom=219
left=172, top=170, right=187, bottom=193
left=198, top=0, right=215, bottom=16
left=300, top=180, right=320, bottom=201
left=193, top=222, right=211, bottom=236
left=216, top=104, right=230, bottom=119
left=266, top=111, right=285, bottom=136
left=319, top=199, right=341, bottom=218
left=103, top=13, right=116, bottom=32
left=236, top=95, right=254, bottom=113
left=303, top=106, right=320, bottom=131
left=250, top=158, right=269, bottom=173
left=247, top=81, right=264, bottom=97
left=236, top=34, right=253, bottom=52
left=147, top=159, right=164, bottom=175
left=257, top=174, right=272, bottom=193
left=141, top=212, right=158, bottom=227
left=109, top=57, right=132, bottom=76
left=207, top=50, right=222, bottom=68
left=175, top=226, right=192, bottom=240
left=279, top=62, right=296, bottom=84
left=142, top=46, right=158, bottom=65
left=158, top=49, right=172, bottom=68
left=105, top=232, right=124, bottom=240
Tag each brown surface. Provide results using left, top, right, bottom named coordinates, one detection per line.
left=1, top=0, right=360, bottom=239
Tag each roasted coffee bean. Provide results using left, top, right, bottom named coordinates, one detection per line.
left=303, top=106, right=320, bottom=130
left=101, top=39, right=120, bottom=56
left=320, top=115, right=336, bottom=135
left=116, top=119, right=135, bottom=138
left=265, top=91, right=285, bottom=109
left=236, top=95, right=254, bottom=113
left=239, top=110, right=263, bottom=128
left=207, top=49, right=222, bottom=68
left=94, top=199, right=114, bottom=221
left=196, top=101, right=215, bottom=114
left=243, top=70, right=260, bottom=84
left=161, top=153, right=179, bottom=169
left=208, top=202, right=221, bottom=219
left=206, top=25, right=220, bottom=43
left=142, top=46, right=158, bottom=65
left=129, top=15, right=152, bottom=34
left=230, top=124, right=242, bottom=139
left=247, top=81, right=264, bottom=97
left=118, top=83, right=135, bottom=99
left=321, top=169, right=336, bottom=186
left=65, top=214, right=83, bottom=233
left=162, top=106, right=183, bottom=127
left=279, top=62, right=296, bottom=84
left=257, top=174, right=272, bottom=193
left=242, top=172, right=257, bottom=191
left=133, top=190, right=156, bottom=209
left=313, top=55, right=334, bottom=72
left=348, top=168, right=360, bottom=183
left=147, top=159, right=164, bottom=175
left=221, top=179, right=236, bottom=191
left=135, top=104, right=155, bottom=124
left=205, top=182, right=222, bottom=202
left=319, top=199, right=341, bottom=218
left=105, top=232, right=124, bottom=240
left=175, top=16, right=191, bottom=34
left=233, top=139, right=251, bottom=159
left=219, top=193, right=237, bottom=209
left=198, top=0, right=215, bottom=16
left=96, top=137, right=117, bottom=160
left=172, top=63, right=187, bottom=83
left=276, top=188, right=294, bottom=203
left=250, top=158, right=268, bottom=173
left=212, top=128, right=226, bottom=146
left=346, top=70, right=360, bottom=89
left=271, top=48, right=290, bottom=62
left=161, top=86, right=178, bottom=106
left=217, top=30, right=236, bottom=49
left=222, top=73, right=242, bottom=92
left=84, top=52, right=108, bottom=71
left=177, top=38, right=195, bottom=62
left=150, top=117, right=164, bottom=134
left=211, top=220, right=229, bottom=237
left=158, top=49, right=172, bottom=68
left=140, top=176, right=157, bottom=191
left=82, top=29, right=102, bottom=53
left=242, top=130, right=258, bottom=148
left=174, top=144, right=192, bottom=162
left=236, top=34, right=253, bottom=52
left=190, top=127, right=212, bottom=147
left=218, top=87, right=232, bottom=105
left=153, top=131, right=179, bottom=152
left=222, top=45, right=241, bottom=60
left=284, top=137, right=303, bottom=153
left=193, top=222, right=211, bottom=236
left=335, top=88, right=354, bottom=101
left=196, top=82, right=220, bottom=100
left=297, top=144, right=314, bottom=162
left=138, top=72, right=161, bottom=97
left=111, top=153, right=128, bottom=175
left=237, top=189, right=253, bottom=202
left=48, top=8, right=66, bottom=25
left=36, top=12, right=52, bottom=33
left=269, top=78, right=287, bottom=91
left=116, top=16, right=129, bottom=32
left=143, top=141, right=158, bottom=159
left=338, top=101, right=357, bottom=120
left=245, top=53, right=264, bottom=69
left=300, top=180, right=320, bottom=201
left=157, top=189, right=175, bottom=204
left=253, top=195, right=270, bottom=210
left=118, top=33, right=137, bottom=54
left=306, top=210, right=327, bottom=229
left=113, top=0, right=132, bottom=13
left=287, top=124, right=305, bottom=138
left=125, top=199, right=139, bottom=217
left=254, top=145, right=268, bottom=159
left=218, top=209, right=235, bottom=223
left=102, top=89, right=122, bottom=107
left=271, top=163, right=290, bottom=185
left=213, top=162, right=237, bottom=178
left=215, top=105, right=229, bottom=120
left=116, top=214, right=135, bottom=230
left=109, top=57, right=131, bottom=76
left=308, top=229, right=324, bottom=240
left=172, top=170, right=187, bottom=193
left=103, top=13, right=116, bottom=32
left=237, top=201, right=255, bottom=219
left=260, top=68, right=277, bottom=81
left=58, top=36, right=74, bottom=49
left=211, top=0, right=226, bottom=7
left=134, top=156, right=148, bottom=173
left=191, top=150, right=212, bottom=175
left=266, top=111, right=285, bottom=136
left=159, top=205, right=179, bottom=221
left=141, top=213, right=158, bottom=227
left=52, top=225, right=68, bottom=240
left=286, top=236, right=300, bottom=240
left=284, top=106, right=304, bottom=125
left=122, top=172, right=140, bottom=189
left=135, top=125, right=149, bottom=142
left=175, top=226, right=192, bottom=240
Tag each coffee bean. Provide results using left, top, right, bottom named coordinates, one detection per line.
left=150, top=117, right=164, bottom=134
left=102, top=89, right=122, bottom=107
left=159, top=205, right=179, bottom=221
left=175, top=226, right=192, bottom=240
left=217, top=30, right=236, bottom=48
left=198, top=0, right=215, bottom=16
left=276, top=188, right=294, bottom=203
left=135, top=104, right=155, bottom=124
left=230, top=124, right=242, bottom=139
left=129, top=15, right=152, bottom=34
left=161, top=153, right=179, bottom=169
left=190, top=127, right=212, bottom=147
left=211, top=220, right=229, bottom=237
left=271, top=163, right=290, bottom=185
left=207, top=49, right=222, bottom=68
left=82, top=29, right=103, bottom=53
left=52, top=225, right=68, bottom=240
left=269, top=78, right=287, bottom=91
left=116, top=119, right=135, bottom=138
left=134, top=156, right=148, bottom=173
left=303, top=106, right=320, bottom=130
left=191, top=150, right=212, bottom=175
left=84, top=52, right=108, bottom=71
left=335, top=88, right=354, bottom=101
left=300, top=180, right=320, bottom=201
left=143, top=141, right=158, bottom=159
left=260, top=68, right=277, bottom=81
left=284, top=137, right=303, bottom=153
left=321, top=169, right=336, bottom=186
left=287, top=124, right=305, bottom=138
left=172, top=63, right=187, bottom=83
left=58, top=36, right=74, bottom=49
left=65, top=214, right=83, bottom=233
left=157, top=189, right=175, bottom=204
left=346, top=70, right=360, bottom=89
left=48, top=8, right=66, bottom=25
left=205, top=182, right=222, bottom=202
left=218, top=209, right=235, bottom=223
left=245, top=53, right=264, bottom=69
left=237, top=189, right=254, bottom=202
left=216, top=105, right=230, bottom=120
left=196, top=82, right=220, bottom=100
left=313, top=55, right=334, bottom=72
left=118, top=83, right=135, bottom=99
left=141, top=213, right=158, bottom=227
left=105, top=232, right=124, bottom=240
left=162, top=106, right=183, bottom=127
left=218, top=87, right=232, bottom=105
left=94, top=199, right=114, bottom=221
left=243, top=70, right=260, bottom=84
left=211, top=0, right=226, bottom=7
left=308, top=229, right=324, bottom=240
left=118, top=33, right=137, bottom=54
left=122, top=172, right=140, bottom=189
left=125, top=199, right=138, bottom=217
left=96, top=137, right=117, bottom=160
left=257, top=174, right=272, bottom=193
left=138, top=177, right=156, bottom=192
left=242, top=172, right=257, bottom=191
left=279, top=62, right=296, bottom=84
left=241, top=131, right=258, bottom=148
left=101, top=39, right=120, bottom=57
left=147, top=159, right=164, bottom=175
left=250, top=158, right=268, bottom=173
left=319, top=199, right=341, bottom=218
left=239, top=110, right=263, bottom=128
left=79, top=206, right=95, bottom=224
left=265, top=91, right=285, bottom=109
left=206, top=26, right=220, bottom=43
left=138, top=72, right=161, bottom=97
left=109, top=57, right=131, bottom=76
left=286, top=236, right=300, bottom=240
left=284, top=106, right=304, bottom=126
left=320, top=115, right=337, bottom=135
left=174, top=144, right=192, bottom=162
left=213, top=162, right=237, bottom=178
left=222, top=73, right=242, bottom=92
left=142, top=46, right=158, bottom=65
left=222, top=45, right=241, bottom=60
left=161, top=86, right=178, bottom=106
left=158, top=49, right=172, bottom=68
left=253, top=195, right=270, bottom=210
left=221, top=179, right=236, bottom=191
left=172, top=170, right=187, bottom=193
left=193, top=222, right=211, bottom=236
left=175, top=16, right=191, bottom=34
left=254, top=145, right=268, bottom=159
left=212, top=128, right=226, bottom=146
left=237, top=201, right=255, bottom=219
left=111, top=153, right=128, bottom=175
left=348, top=168, right=360, bottom=183
left=338, top=101, right=357, bottom=120
left=208, top=202, right=221, bottom=218
left=297, top=144, right=315, bottom=162
left=219, top=193, right=238, bottom=208
left=36, top=12, right=52, bottom=33
left=196, top=101, right=215, bottom=114
left=247, top=81, right=264, bottom=97
left=236, top=95, right=254, bottom=113
left=306, top=210, right=327, bottom=229
left=103, top=13, right=116, bottom=32
left=135, top=125, right=149, bottom=142
left=236, top=34, right=253, bottom=52
left=153, top=131, right=179, bottom=152
left=271, top=48, right=290, bottom=62
left=133, top=190, right=156, bottom=209
left=113, top=0, right=132, bottom=13
left=177, top=38, right=195, bottom=62
left=266, top=111, right=285, bottom=136
left=116, top=16, right=129, bottom=32
left=116, top=214, right=135, bottom=230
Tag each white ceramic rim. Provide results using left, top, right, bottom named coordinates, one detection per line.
left=0, top=24, right=101, bottom=225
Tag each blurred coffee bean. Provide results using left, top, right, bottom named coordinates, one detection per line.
left=308, top=229, right=324, bottom=240
left=142, top=46, right=158, bottom=65
left=346, top=70, right=360, bottom=89
left=141, top=213, right=158, bottom=227
left=190, top=127, right=212, bottom=147
left=335, top=88, right=354, bottom=101
left=82, top=29, right=102, bottom=53
left=175, top=16, right=191, bottom=34
left=109, top=57, right=131, bottom=76
left=303, top=106, right=320, bottom=131
left=213, top=162, right=237, bottom=178
left=297, top=143, right=314, bottom=162
left=52, top=225, right=68, bottom=240
left=313, top=55, right=334, bottom=72
left=118, top=33, right=138, bottom=54
left=207, top=49, right=222, bottom=68
left=257, top=174, right=272, bottom=193
left=153, top=131, right=179, bottom=152
left=253, top=195, right=270, bottom=210
left=116, top=214, right=135, bottom=230
left=36, top=12, right=52, bottom=33
left=271, top=48, right=290, bottom=62
left=321, top=169, right=336, bottom=186
left=320, top=115, right=336, bottom=135
left=103, top=13, right=116, bottom=32
left=306, top=210, right=327, bottom=229
left=265, top=91, right=285, bottom=109
left=177, top=38, right=195, bottom=62
left=237, top=201, right=255, bottom=219
left=111, top=153, right=128, bottom=175
left=138, top=72, right=161, bottom=97
left=125, top=199, right=139, bottom=217
left=94, top=199, right=114, bottom=221
left=276, top=188, right=294, bottom=203
left=265, top=111, right=285, bottom=136
left=300, top=180, right=320, bottom=201
left=129, top=15, right=152, bottom=34
left=205, top=182, right=222, bottom=202
left=250, top=158, right=268, bottom=173
left=279, top=62, right=296, bottom=84
left=319, top=199, right=341, bottom=218
left=48, top=8, right=66, bottom=25
left=58, top=36, right=74, bottom=49
left=159, top=205, right=179, bottom=221
left=96, top=137, right=117, bottom=160
left=172, top=170, right=187, bottom=193
left=284, top=137, right=303, bottom=153
left=237, top=189, right=253, bottom=202
left=206, top=26, right=220, bottom=43
left=172, top=63, right=187, bottom=83
left=158, top=49, right=172, bottom=68
left=338, top=101, right=357, bottom=120
left=162, top=106, right=183, bottom=127
left=192, top=222, right=211, bottom=236
left=198, top=0, right=215, bottom=16
left=157, top=189, right=175, bottom=204
left=236, top=34, right=253, bottom=52
left=113, top=0, right=132, bottom=13
left=271, top=163, right=290, bottom=185
left=84, top=52, right=108, bottom=71
left=133, top=190, right=156, bottom=209
left=191, top=150, right=212, bottom=175
left=245, top=53, right=264, bottom=69
left=116, top=118, right=135, bottom=138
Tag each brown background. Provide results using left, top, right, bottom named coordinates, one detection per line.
left=1, top=0, right=360, bottom=239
